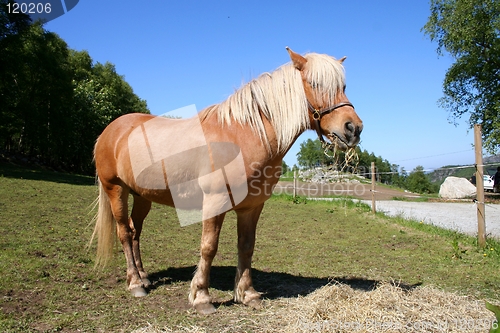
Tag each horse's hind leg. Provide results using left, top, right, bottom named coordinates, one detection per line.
left=130, top=194, right=152, bottom=288
left=105, top=183, right=148, bottom=297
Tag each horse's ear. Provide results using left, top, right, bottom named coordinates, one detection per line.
left=286, top=46, right=307, bottom=71
left=339, top=56, right=347, bottom=64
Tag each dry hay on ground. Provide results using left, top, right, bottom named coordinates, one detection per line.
left=270, top=282, right=496, bottom=332
left=132, top=282, right=497, bottom=333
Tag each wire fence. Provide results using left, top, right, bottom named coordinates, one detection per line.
left=281, top=128, right=500, bottom=246
left=279, top=126, right=500, bottom=245
left=275, top=161, right=500, bottom=200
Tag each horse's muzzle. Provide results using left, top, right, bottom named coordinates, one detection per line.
left=330, top=121, right=362, bottom=150
left=344, top=121, right=363, bottom=147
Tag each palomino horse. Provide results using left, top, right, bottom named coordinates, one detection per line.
left=92, top=47, right=363, bottom=314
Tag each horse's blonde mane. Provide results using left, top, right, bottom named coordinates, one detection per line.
left=200, top=52, right=346, bottom=154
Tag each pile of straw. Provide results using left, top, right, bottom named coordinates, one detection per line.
left=268, top=282, right=495, bottom=332
left=133, top=282, right=497, bottom=332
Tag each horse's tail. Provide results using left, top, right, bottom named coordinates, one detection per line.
left=89, top=178, right=116, bottom=267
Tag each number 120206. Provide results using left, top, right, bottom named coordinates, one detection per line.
left=6, top=2, right=52, bottom=14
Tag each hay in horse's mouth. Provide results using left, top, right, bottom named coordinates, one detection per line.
left=327, top=133, right=348, bottom=151
left=323, top=134, right=360, bottom=173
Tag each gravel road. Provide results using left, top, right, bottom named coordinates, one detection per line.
left=361, top=200, right=500, bottom=239
left=278, top=181, right=500, bottom=238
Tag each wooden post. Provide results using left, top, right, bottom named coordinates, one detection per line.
left=293, top=170, right=297, bottom=198
left=371, top=162, right=376, bottom=213
left=474, top=124, right=486, bottom=248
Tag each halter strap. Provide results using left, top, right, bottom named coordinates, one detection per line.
left=307, top=101, right=355, bottom=143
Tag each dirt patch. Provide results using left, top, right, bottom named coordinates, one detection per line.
left=278, top=180, right=500, bottom=202
left=1, top=289, right=46, bottom=317
left=276, top=181, right=413, bottom=200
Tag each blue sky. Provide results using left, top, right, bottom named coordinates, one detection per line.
left=45, top=0, right=477, bottom=172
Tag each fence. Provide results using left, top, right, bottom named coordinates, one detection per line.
left=275, top=125, right=495, bottom=247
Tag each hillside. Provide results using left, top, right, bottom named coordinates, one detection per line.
left=428, top=165, right=475, bottom=184
left=428, top=154, right=500, bottom=185
left=485, top=154, right=500, bottom=164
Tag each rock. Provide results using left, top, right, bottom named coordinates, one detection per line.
left=298, top=166, right=364, bottom=184
left=439, top=176, right=476, bottom=199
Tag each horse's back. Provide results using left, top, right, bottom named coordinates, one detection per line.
left=95, top=113, right=156, bottom=184
left=99, top=113, right=156, bottom=141
left=94, top=112, right=280, bottom=209
left=95, top=113, right=211, bottom=206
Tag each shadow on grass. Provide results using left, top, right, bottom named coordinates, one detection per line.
left=0, top=162, right=94, bottom=186
left=149, top=266, right=421, bottom=302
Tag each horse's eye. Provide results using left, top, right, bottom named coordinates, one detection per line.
left=343, top=84, right=346, bottom=92
left=309, top=81, right=321, bottom=89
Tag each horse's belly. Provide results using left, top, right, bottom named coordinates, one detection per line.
left=132, top=160, right=203, bottom=208
left=132, top=155, right=248, bottom=211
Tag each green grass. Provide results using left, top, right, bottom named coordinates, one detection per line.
left=0, top=162, right=499, bottom=332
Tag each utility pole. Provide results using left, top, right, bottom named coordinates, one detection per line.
left=474, top=124, right=486, bottom=248
left=371, top=162, right=376, bottom=213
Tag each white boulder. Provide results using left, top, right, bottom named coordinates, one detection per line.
left=439, top=176, right=476, bottom=199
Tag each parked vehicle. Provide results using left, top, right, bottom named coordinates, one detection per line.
left=484, top=175, right=494, bottom=192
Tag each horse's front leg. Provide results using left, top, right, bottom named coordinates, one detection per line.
left=189, top=212, right=225, bottom=315
left=234, top=204, right=264, bottom=309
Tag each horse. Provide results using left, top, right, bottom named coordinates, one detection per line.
left=91, top=47, right=363, bottom=314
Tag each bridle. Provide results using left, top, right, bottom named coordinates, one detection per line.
left=307, top=101, right=355, bottom=144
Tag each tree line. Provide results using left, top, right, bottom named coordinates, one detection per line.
left=423, top=0, right=499, bottom=154
left=0, top=1, right=149, bottom=174
left=296, top=138, right=438, bottom=194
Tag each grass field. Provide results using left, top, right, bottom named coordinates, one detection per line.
left=0, top=162, right=499, bottom=332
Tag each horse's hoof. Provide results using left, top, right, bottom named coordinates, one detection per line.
left=142, top=278, right=151, bottom=288
left=246, top=299, right=262, bottom=310
left=130, top=287, right=148, bottom=297
left=194, top=303, right=216, bottom=315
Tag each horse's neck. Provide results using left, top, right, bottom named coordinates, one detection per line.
left=261, top=110, right=311, bottom=159
left=198, top=107, right=309, bottom=165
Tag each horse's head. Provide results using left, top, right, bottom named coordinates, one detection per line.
left=286, top=47, right=363, bottom=151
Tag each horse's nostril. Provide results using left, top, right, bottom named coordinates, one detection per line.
left=345, top=122, right=355, bottom=134
left=344, top=122, right=361, bottom=146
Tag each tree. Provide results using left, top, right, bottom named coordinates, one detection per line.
left=0, top=2, right=33, bottom=151
left=297, top=138, right=330, bottom=168
left=423, top=0, right=500, bottom=153
left=0, top=0, right=31, bottom=40
left=405, top=166, right=438, bottom=194
left=281, top=160, right=289, bottom=175
left=0, top=10, right=149, bottom=173
left=390, top=163, right=406, bottom=188
left=296, top=139, right=396, bottom=182
left=0, top=22, right=75, bottom=163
